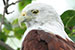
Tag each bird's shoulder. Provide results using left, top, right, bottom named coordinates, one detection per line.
left=22, top=30, right=75, bottom=50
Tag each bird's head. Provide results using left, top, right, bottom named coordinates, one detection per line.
left=18, top=3, right=73, bottom=41
left=18, top=3, right=64, bottom=28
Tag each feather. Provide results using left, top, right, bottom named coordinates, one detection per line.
left=22, top=30, right=75, bottom=50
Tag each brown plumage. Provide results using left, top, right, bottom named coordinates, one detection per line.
left=22, top=30, right=75, bottom=50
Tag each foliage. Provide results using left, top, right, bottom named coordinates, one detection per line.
left=61, top=10, right=75, bottom=41
left=0, top=14, right=3, bottom=22
left=0, top=45, right=7, bottom=50
left=18, top=0, right=32, bottom=11
left=12, top=19, right=27, bottom=39
left=0, top=32, right=7, bottom=42
left=0, top=0, right=32, bottom=50
left=0, top=15, right=26, bottom=50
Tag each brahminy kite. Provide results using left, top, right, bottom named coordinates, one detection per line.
left=18, top=3, right=75, bottom=50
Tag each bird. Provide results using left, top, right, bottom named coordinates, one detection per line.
left=18, top=3, right=75, bottom=50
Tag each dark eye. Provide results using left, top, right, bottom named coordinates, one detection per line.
left=31, top=9, right=39, bottom=14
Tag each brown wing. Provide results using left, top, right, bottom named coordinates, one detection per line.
left=22, top=30, right=75, bottom=50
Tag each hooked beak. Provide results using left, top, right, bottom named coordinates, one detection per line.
left=18, top=11, right=35, bottom=28
left=18, top=12, right=33, bottom=28
left=18, top=12, right=27, bottom=28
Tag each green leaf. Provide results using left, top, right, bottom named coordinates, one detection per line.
left=12, top=19, right=27, bottom=39
left=17, top=48, right=20, bottom=50
left=72, top=28, right=75, bottom=33
left=69, top=35, right=75, bottom=42
left=4, top=20, right=12, bottom=31
left=18, top=0, right=32, bottom=11
left=61, top=10, right=75, bottom=26
left=65, top=27, right=71, bottom=34
left=13, top=26, right=26, bottom=40
left=0, top=15, right=12, bottom=34
left=3, top=21, right=12, bottom=35
left=0, top=32, right=7, bottom=42
left=12, top=19, right=18, bottom=25
left=3, top=27, right=10, bottom=34
left=0, top=45, right=7, bottom=50
left=67, top=16, right=75, bottom=27
left=0, top=14, right=3, bottom=22
left=12, top=19, right=19, bottom=29
left=0, top=14, right=12, bottom=33
left=61, top=10, right=75, bottom=34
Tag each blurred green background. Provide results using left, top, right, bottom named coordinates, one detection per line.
left=0, top=0, right=75, bottom=50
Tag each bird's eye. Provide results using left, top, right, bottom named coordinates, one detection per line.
left=31, top=9, right=39, bottom=14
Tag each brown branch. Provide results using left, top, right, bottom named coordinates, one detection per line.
left=4, top=0, right=21, bottom=14
left=3, top=0, right=6, bottom=5
left=0, top=0, right=21, bottom=31
left=0, top=40, right=14, bottom=50
left=8, top=0, right=21, bottom=6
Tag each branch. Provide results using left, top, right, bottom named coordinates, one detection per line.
left=0, top=0, right=21, bottom=31
left=0, top=0, right=21, bottom=49
left=8, top=0, right=21, bottom=6
left=0, top=40, right=14, bottom=50
left=3, top=0, right=6, bottom=5
left=3, top=0, right=21, bottom=14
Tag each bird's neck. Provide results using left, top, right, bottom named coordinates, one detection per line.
left=25, top=21, right=72, bottom=41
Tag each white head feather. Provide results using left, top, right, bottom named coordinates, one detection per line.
left=19, top=3, right=72, bottom=43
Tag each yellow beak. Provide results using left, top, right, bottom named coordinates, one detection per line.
left=18, top=12, right=26, bottom=28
